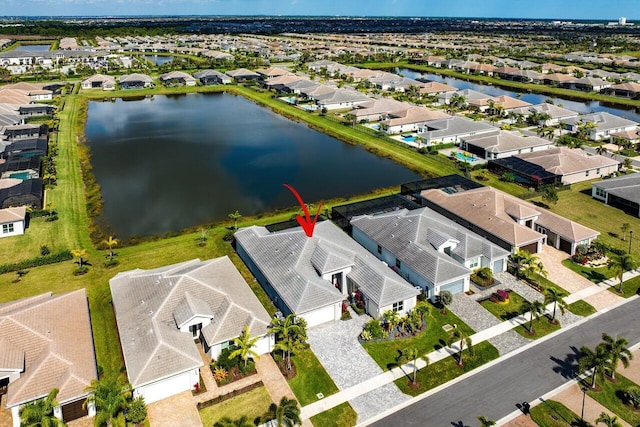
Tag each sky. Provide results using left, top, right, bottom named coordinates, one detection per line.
left=1, top=0, right=639, bottom=20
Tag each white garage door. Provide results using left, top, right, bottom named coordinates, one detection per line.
left=302, top=304, right=338, bottom=327
left=440, top=279, right=465, bottom=295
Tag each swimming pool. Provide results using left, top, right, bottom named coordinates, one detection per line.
left=9, top=172, right=30, bottom=180
left=455, top=152, right=477, bottom=162
left=402, top=135, right=416, bottom=142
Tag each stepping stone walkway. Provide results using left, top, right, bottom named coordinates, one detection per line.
left=307, top=313, right=408, bottom=423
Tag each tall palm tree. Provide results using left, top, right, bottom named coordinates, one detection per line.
left=607, top=254, right=637, bottom=293
left=595, top=412, right=623, bottom=427
left=267, top=397, right=301, bottom=427
left=600, top=333, right=633, bottom=380
left=84, top=374, right=131, bottom=427
left=270, top=314, right=302, bottom=370
left=396, top=347, right=426, bottom=385
left=102, top=235, right=118, bottom=261
left=228, top=210, right=242, bottom=230
left=382, top=309, right=400, bottom=333
left=477, top=415, right=496, bottom=427
left=71, top=248, right=89, bottom=268
left=510, top=249, right=533, bottom=280
left=450, top=329, right=473, bottom=366
left=595, top=145, right=608, bottom=156
left=19, top=388, right=65, bottom=427
left=520, top=300, right=545, bottom=333
left=544, top=288, right=568, bottom=323
left=578, top=345, right=612, bottom=388
left=214, top=415, right=255, bottom=427
left=230, top=325, right=260, bottom=368
left=530, top=259, right=548, bottom=287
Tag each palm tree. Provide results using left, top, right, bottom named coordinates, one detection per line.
left=228, top=210, right=242, bottom=230
left=578, top=345, right=612, bottom=388
left=530, top=259, right=549, bottom=287
left=520, top=300, right=545, bottom=333
left=477, top=415, right=496, bottom=427
left=595, top=145, right=608, bottom=156
left=607, top=254, right=637, bottom=293
left=84, top=374, right=131, bottom=427
left=396, top=347, right=424, bottom=384
left=621, top=223, right=631, bottom=241
left=214, top=415, right=255, bottom=427
left=595, top=412, right=623, bottom=427
left=230, top=325, right=260, bottom=368
left=270, top=314, right=303, bottom=370
left=71, top=248, right=89, bottom=268
left=544, top=288, right=568, bottom=323
left=600, top=333, right=633, bottom=380
left=450, top=329, right=473, bottom=366
left=102, top=235, right=118, bottom=261
left=510, top=249, right=533, bottom=280
left=266, top=397, right=301, bottom=427
left=382, top=309, right=400, bottom=333
left=19, top=388, right=65, bottom=427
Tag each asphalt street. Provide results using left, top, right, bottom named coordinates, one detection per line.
left=371, top=297, right=640, bottom=426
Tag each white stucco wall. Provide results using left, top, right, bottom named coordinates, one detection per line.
left=300, top=303, right=341, bottom=327
left=134, top=368, right=200, bottom=404
left=0, top=220, right=25, bottom=238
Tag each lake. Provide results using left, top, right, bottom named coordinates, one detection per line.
left=142, top=55, right=175, bottom=65
left=397, top=68, right=640, bottom=122
left=22, top=44, right=50, bottom=52
left=85, top=93, right=421, bottom=238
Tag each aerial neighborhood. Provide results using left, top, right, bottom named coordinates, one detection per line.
left=2, top=12, right=640, bottom=427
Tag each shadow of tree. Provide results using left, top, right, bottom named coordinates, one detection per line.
left=550, top=346, right=581, bottom=380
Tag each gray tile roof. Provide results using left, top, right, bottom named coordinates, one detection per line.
left=561, top=111, right=638, bottom=131
left=235, top=221, right=418, bottom=314
left=417, top=116, right=498, bottom=140
left=110, top=256, right=270, bottom=389
left=593, top=173, right=640, bottom=205
left=351, top=208, right=509, bottom=286
left=514, top=147, right=619, bottom=175
left=463, top=130, right=551, bottom=154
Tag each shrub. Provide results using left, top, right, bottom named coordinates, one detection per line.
left=341, top=311, right=352, bottom=321
left=351, top=303, right=365, bottom=315
left=471, top=267, right=493, bottom=286
left=360, top=330, right=373, bottom=341
left=501, top=172, right=516, bottom=183
left=0, top=250, right=73, bottom=274
left=216, top=346, right=239, bottom=371
left=125, top=397, right=147, bottom=424
left=626, top=386, right=640, bottom=409
left=213, top=366, right=228, bottom=383
left=363, top=318, right=385, bottom=340
left=40, top=245, right=50, bottom=256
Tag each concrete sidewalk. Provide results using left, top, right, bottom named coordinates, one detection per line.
left=300, top=268, right=640, bottom=422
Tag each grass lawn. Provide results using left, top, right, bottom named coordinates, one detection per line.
left=608, top=275, right=640, bottom=298
left=310, top=402, right=358, bottom=427
left=514, top=315, right=562, bottom=340
left=288, top=349, right=339, bottom=406
left=362, top=307, right=474, bottom=370
left=480, top=291, right=528, bottom=321
left=198, top=386, right=272, bottom=426
left=586, top=373, right=640, bottom=426
left=530, top=400, right=581, bottom=427
left=567, top=300, right=597, bottom=317
left=561, top=259, right=615, bottom=283
left=395, top=341, right=499, bottom=396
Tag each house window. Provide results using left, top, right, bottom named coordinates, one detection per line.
left=595, top=188, right=607, bottom=198
left=377, top=244, right=382, bottom=254
left=395, top=259, right=402, bottom=269
left=392, top=301, right=404, bottom=312
left=2, top=223, right=14, bottom=234
left=596, top=168, right=600, bottom=174
left=586, top=170, right=590, bottom=177
left=469, top=258, right=480, bottom=269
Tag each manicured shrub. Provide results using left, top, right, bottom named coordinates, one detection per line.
left=40, top=245, right=50, bottom=256
left=362, top=318, right=385, bottom=340
left=0, top=250, right=73, bottom=274
left=626, top=386, right=640, bottom=409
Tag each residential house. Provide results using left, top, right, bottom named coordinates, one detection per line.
left=609, top=129, right=640, bottom=146
left=351, top=207, right=509, bottom=301
left=118, top=73, right=154, bottom=90
left=508, top=103, right=579, bottom=126
left=420, top=182, right=599, bottom=255
left=592, top=173, right=640, bottom=216
left=561, top=112, right=639, bottom=141
left=159, top=71, right=196, bottom=87
left=347, top=98, right=413, bottom=122
left=225, top=68, right=260, bottom=82
left=193, top=69, right=232, bottom=85
left=418, top=81, right=458, bottom=96
left=235, top=220, right=420, bottom=326
left=437, top=89, right=492, bottom=106
left=1, top=289, right=98, bottom=427
left=0, top=178, right=42, bottom=209
left=255, top=66, right=291, bottom=80
left=0, top=206, right=26, bottom=238
left=417, top=116, right=498, bottom=145
left=603, top=82, right=640, bottom=98
left=462, top=131, right=553, bottom=160
left=469, top=95, right=532, bottom=113
left=81, top=74, right=116, bottom=90
left=110, top=256, right=273, bottom=404
left=313, top=88, right=371, bottom=111
left=560, top=77, right=612, bottom=92
left=380, top=106, right=451, bottom=134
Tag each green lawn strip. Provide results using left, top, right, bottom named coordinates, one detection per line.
left=561, top=258, right=615, bottom=283
left=480, top=291, right=527, bottom=321
left=361, top=61, right=640, bottom=109
left=362, top=308, right=474, bottom=370
left=288, top=348, right=339, bottom=407
left=513, top=316, right=561, bottom=340
left=395, top=341, right=499, bottom=396
left=530, top=399, right=581, bottom=427
left=310, top=402, right=358, bottom=427
left=586, top=373, right=640, bottom=426
left=567, top=300, right=597, bottom=317
left=198, top=385, right=272, bottom=427
left=607, top=275, right=640, bottom=298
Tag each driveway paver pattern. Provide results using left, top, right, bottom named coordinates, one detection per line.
left=147, top=390, right=203, bottom=427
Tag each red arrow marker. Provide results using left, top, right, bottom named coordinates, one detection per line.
left=283, top=184, right=322, bottom=238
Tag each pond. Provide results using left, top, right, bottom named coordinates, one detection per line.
left=142, top=55, right=175, bottom=65
left=397, top=67, right=640, bottom=122
left=22, top=44, right=50, bottom=52
left=85, top=93, right=421, bottom=239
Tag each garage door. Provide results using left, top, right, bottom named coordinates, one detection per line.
left=62, top=399, right=88, bottom=423
left=520, top=242, right=539, bottom=254
left=559, top=238, right=572, bottom=254
left=302, top=304, right=338, bottom=327
left=492, top=259, right=504, bottom=274
left=440, top=279, right=465, bottom=295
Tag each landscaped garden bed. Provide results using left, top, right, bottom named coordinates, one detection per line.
left=479, top=289, right=526, bottom=321
left=514, top=316, right=561, bottom=340
left=529, top=399, right=581, bottom=427
left=198, top=383, right=270, bottom=426
left=608, top=275, right=640, bottom=298
left=586, top=373, right=640, bottom=425
left=210, top=345, right=257, bottom=386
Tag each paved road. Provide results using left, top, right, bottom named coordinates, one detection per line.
left=371, top=297, right=640, bottom=426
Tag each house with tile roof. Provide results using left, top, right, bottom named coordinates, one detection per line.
left=159, top=71, right=196, bottom=87
left=80, top=74, right=116, bottom=90
left=347, top=98, right=413, bottom=122
left=380, top=106, right=451, bottom=134
left=560, top=112, right=639, bottom=141
left=225, top=68, right=260, bottom=82
left=508, top=103, right=579, bottom=126
left=235, top=220, right=419, bottom=327
left=592, top=173, right=640, bottom=217
left=351, top=207, right=509, bottom=301
left=0, top=289, right=97, bottom=427
left=0, top=206, right=26, bottom=238
left=420, top=184, right=599, bottom=255
left=117, top=73, right=154, bottom=90
left=110, top=256, right=273, bottom=404
left=193, top=69, right=232, bottom=86
left=462, top=131, right=553, bottom=160
left=417, top=116, right=498, bottom=146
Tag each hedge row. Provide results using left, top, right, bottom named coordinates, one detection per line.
left=0, top=250, right=73, bottom=274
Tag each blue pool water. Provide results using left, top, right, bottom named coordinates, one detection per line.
left=402, top=135, right=416, bottom=142
left=455, top=152, right=477, bottom=162
left=9, top=172, right=29, bottom=180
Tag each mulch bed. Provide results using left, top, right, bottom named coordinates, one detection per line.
left=275, top=358, right=297, bottom=380
left=213, top=364, right=257, bottom=386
